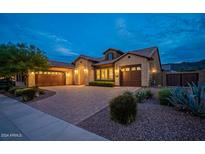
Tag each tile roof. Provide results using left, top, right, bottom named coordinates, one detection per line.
left=103, top=48, right=124, bottom=55
left=127, top=47, right=157, bottom=59
left=74, top=55, right=102, bottom=63
left=93, top=59, right=116, bottom=66
left=48, top=60, right=74, bottom=68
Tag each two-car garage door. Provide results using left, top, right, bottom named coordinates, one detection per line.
left=120, top=64, right=142, bottom=87
left=35, top=71, right=65, bottom=86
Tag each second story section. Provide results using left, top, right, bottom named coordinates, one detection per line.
left=103, top=48, right=124, bottom=61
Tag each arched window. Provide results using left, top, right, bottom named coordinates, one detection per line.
left=108, top=53, right=113, bottom=60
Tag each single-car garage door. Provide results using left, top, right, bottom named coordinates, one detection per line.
left=120, top=64, right=141, bottom=87
left=35, top=71, right=65, bottom=86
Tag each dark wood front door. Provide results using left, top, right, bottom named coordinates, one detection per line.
left=35, top=72, right=65, bottom=86
left=120, top=65, right=141, bottom=87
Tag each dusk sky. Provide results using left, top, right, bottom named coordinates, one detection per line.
left=0, top=13, right=205, bottom=64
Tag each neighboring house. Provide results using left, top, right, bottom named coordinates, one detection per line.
left=19, top=46, right=162, bottom=87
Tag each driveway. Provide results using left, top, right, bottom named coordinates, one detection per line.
left=29, top=86, right=138, bottom=124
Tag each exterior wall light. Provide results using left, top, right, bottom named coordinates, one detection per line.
left=74, top=70, right=78, bottom=74
left=84, top=68, right=88, bottom=73
left=152, top=68, right=157, bottom=73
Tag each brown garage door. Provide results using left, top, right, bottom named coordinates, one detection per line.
left=120, top=65, right=141, bottom=87
left=35, top=71, right=65, bottom=86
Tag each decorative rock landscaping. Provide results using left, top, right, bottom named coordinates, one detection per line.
left=78, top=98, right=205, bottom=141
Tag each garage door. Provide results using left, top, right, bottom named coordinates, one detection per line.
left=120, top=65, right=141, bottom=87
left=35, top=71, right=65, bottom=86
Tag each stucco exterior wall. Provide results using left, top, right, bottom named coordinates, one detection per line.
left=114, top=53, right=150, bottom=87
left=74, top=58, right=94, bottom=85
left=149, top=51, right=163, bottom=86
left=27, top=71, right=36, bottom=87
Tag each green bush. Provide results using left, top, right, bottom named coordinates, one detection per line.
left=158, top=88, right=171, bottom=106
left=21, top=88, right=36, bottom=102
left=8, top=86, right=24, bottom=94
left=109, top=91, right=137, bottom=125
left=89, top=81, right=114, bottom=87
left=135, top=89, right=153, bottom=103
left=0, top=85, right=9, bottom=91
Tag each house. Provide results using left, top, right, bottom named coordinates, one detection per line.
left=19, top=46, right=162, bottom=87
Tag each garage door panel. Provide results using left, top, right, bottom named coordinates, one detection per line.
left=35, top=72, right=65, bottom=86
left=120, top=65, right=141, bottom=87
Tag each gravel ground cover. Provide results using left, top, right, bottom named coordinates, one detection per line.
left=78, top=99, right=205, bottom=141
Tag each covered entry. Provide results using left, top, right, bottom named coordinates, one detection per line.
left=35, top=71, right=65, bottom=86
left=120, top=64, right=142, bottom=87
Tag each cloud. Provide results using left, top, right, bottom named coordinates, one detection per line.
left=56, top=47, right=79, bottom=56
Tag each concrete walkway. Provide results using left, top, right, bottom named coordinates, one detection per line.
left=0, top=94, right=107, bottom=141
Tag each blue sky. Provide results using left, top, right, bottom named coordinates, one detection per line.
left=0, top=13, right=205, bottom=64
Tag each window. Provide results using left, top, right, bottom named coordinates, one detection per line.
left=125, top=67, right=130, bottom=71
left=131, top=67, right=136, bottom=71
left=101, top=69, right=108, bottom=80
left=108, top=53, right=113, bottom=60
left=95, top=67, right=114, bottom=80
left=137, top=66, right=141, bottom=70
left=96, top=69, right=100, bottom=80
left=108, top=68, right=113, bottom=80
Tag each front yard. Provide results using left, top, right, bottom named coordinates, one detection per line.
left=78, top=95, right=205, bottom=140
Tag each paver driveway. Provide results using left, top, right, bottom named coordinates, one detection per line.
left=29, top=86, right=138, bottom=124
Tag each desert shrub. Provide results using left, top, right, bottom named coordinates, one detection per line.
left=89, top=81, right=114, bottom=87
left=21, top=88, right=36, bottom=102
left=158, top=88, right=171, bottom=106
left=15, top=88, right=26, bottom=96
left=168, top=87, right=189, bottom=111
left=109, top=91, right=137, bottom=125
left=8, top=86, right=24, bottom=94
left=135, top=89, right=153, bottom=103
left=186, top=83, right=205, bottom=117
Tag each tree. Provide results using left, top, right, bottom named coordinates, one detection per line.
left=0, top=43, right=49, bottom=85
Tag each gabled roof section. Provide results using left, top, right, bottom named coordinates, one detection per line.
left=127, top=47, right=157, bottom=59
left=103, top=48, right=124, bottom=55
left=93, top=59, right=116, bottom=66
left=73, top=54, right=102, bottom=63
left=48, top=60, right=74, bottom=68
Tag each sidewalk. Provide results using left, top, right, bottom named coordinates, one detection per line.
left=0, top=94, right=107, bottom=141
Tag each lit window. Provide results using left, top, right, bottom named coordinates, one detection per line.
left=121, top=68, right=125, bottom=72
left=101, top=69, right=108, bottom=80
left=125, top=67, right=130, bottom=71
left=108, top=68, right=113, bottom=80
left=137, top=66, right=141, bottom=71
left=131, top=67, right=136, bottom=71
left=96, top=69, right=100, bottom=80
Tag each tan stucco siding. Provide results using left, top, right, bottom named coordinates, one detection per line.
left=149, top=51, right=161, bottom=73
left=27, top=71, right=35, bottom=87
left=114, top=54, right=150, bottom=87
left=74, top=58, right=94, bottom=85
